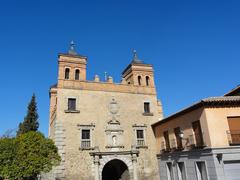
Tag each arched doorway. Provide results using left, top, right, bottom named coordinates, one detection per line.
left=102, top=159, right=130, bottom=180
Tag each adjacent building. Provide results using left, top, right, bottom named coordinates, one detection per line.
left=47, top=43, right=163, bottom=180
left=152, top=86, right=240, bottom=180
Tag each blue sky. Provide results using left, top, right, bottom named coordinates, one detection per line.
left=0, top=0, right=239, bottom=136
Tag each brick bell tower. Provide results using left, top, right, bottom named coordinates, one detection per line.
left=57, top=41, right=87, bottom=88
left=122, top=50, right=155, bottom=88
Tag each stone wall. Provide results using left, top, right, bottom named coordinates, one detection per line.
left=50, top=88, right=162, bottom=179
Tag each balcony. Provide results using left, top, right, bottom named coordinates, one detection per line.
left=227, top=130, right=240, bottom=145
left=81, top=140, right=91, bottom=149
left=137, top=139, right=145, bottom=146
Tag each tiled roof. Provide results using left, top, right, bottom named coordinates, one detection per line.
left=202, top=96, right=240, bottom=102
left=152, top=96, right=240, bottom=127
left=224, top=85, right=240, bottom=96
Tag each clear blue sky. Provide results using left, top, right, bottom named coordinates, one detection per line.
left=0, top=0, right=239, bottom=136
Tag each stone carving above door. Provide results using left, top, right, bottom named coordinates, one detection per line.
left=105, top=97, right=124, bottom=150
left=108, top=97, right=120, bottom=124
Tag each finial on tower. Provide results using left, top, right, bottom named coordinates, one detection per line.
left=132, top=49, right=143, bottom=64
left=68, top=40, right=78, bottom=55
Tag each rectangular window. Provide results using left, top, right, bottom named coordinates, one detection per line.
left=192, top=120, right=204, bottom=147
left=177, top=162, right=187, bottom=180
left=136, top=129, right=145, bottom=146
left=144, top=102, right=150, bottom=113
left=166, top=162, right=174, bottom=180
left=164, top=131, right=170, bottom=151
left=68, top=98, right=76, bottom=111
left=174, top=127, right=183, bottom=149
left=196, top=162, right=208, bottom=180
left=227, top=117, right=240, bottom=145
left=81, top=129, right=91, bottom=148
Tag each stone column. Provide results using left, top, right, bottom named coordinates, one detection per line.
left=132, top=154, right=138, bottom=180
left=94, top=155, right=100, bottom=180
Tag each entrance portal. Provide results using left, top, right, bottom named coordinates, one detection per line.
left=102, top=159, right=130, bottom=180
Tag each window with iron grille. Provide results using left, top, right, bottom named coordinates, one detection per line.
left=68, top=98, right=76, bottom=111
left=136, top=129, right=145, bottom=146
left=81, top=129, right=91, bottom=148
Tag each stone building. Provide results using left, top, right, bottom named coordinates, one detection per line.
left=152, top=86, right=240, bottom=180
left=47, top=43, right=163, bottom=180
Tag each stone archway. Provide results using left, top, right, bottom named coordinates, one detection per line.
left=102, top=159, right=130, bottom=180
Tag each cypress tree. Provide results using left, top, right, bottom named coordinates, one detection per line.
left=17, top=94, right=39, bottom=136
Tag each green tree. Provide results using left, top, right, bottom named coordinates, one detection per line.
left=0, top=132, right=61, bottom=180
left=0, top=137, right=19, bottom=179
left=17, top=94, right=39, bottom=136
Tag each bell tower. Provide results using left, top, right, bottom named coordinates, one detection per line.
left=122, top=50, right=155, bottom=87
left=57, top=41, right=87, bottom=87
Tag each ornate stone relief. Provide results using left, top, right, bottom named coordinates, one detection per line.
left=105, top=97, right=124, bottom=150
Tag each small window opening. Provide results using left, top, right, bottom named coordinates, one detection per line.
left=138, top=76, right=142, bottom=85
left=75, top=69, right=80, bottom=80
left=68, top=98, right=76, bottom=111
left=144, top=102, right=150, bottom=113
left=65, top=68, right=70, bottom=79
left=146, top=76, right=150, bottom=86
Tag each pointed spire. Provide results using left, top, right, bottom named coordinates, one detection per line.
left=68, top=40, right=78, bottom=55
left=132, top=49, right=143, bottom=64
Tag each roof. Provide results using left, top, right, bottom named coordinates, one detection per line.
left=152, top=96, right=240, bottom=127
left=58, top=53, right=87, bottom=59
left=224, top=85, right=240, bottom=96
left=50, top=83, right=57, bottom=89
left=121, top=62, right=152, bottom=75
left=131, top=50, right=143, bottom=64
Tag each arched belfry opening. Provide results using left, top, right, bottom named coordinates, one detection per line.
left=138, top=75, right=142, bottom=85
left=102, top=159, right=130, bottom=180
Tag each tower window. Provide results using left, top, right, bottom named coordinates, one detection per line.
left=146, top=76, right=150, bottom=86
left=144, top=102, right=150, bottom=113
left=75, top=69, right=80, bottom=80
left=65, top=68, right=70, bottom=79
left=138, top=76, right=142, bottom=85
left=68, top=98, right=76, bottom=111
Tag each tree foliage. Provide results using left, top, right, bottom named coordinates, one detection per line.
left=17, top=94, right=39, bottom=136
left=0, top=132, right=60, bottom=179
left=0, top=138, right=19, bottom=178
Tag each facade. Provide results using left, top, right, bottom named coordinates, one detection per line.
left=47, top=44, right=163, bottom=180
left=152, top=86, right=240, bottom=180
